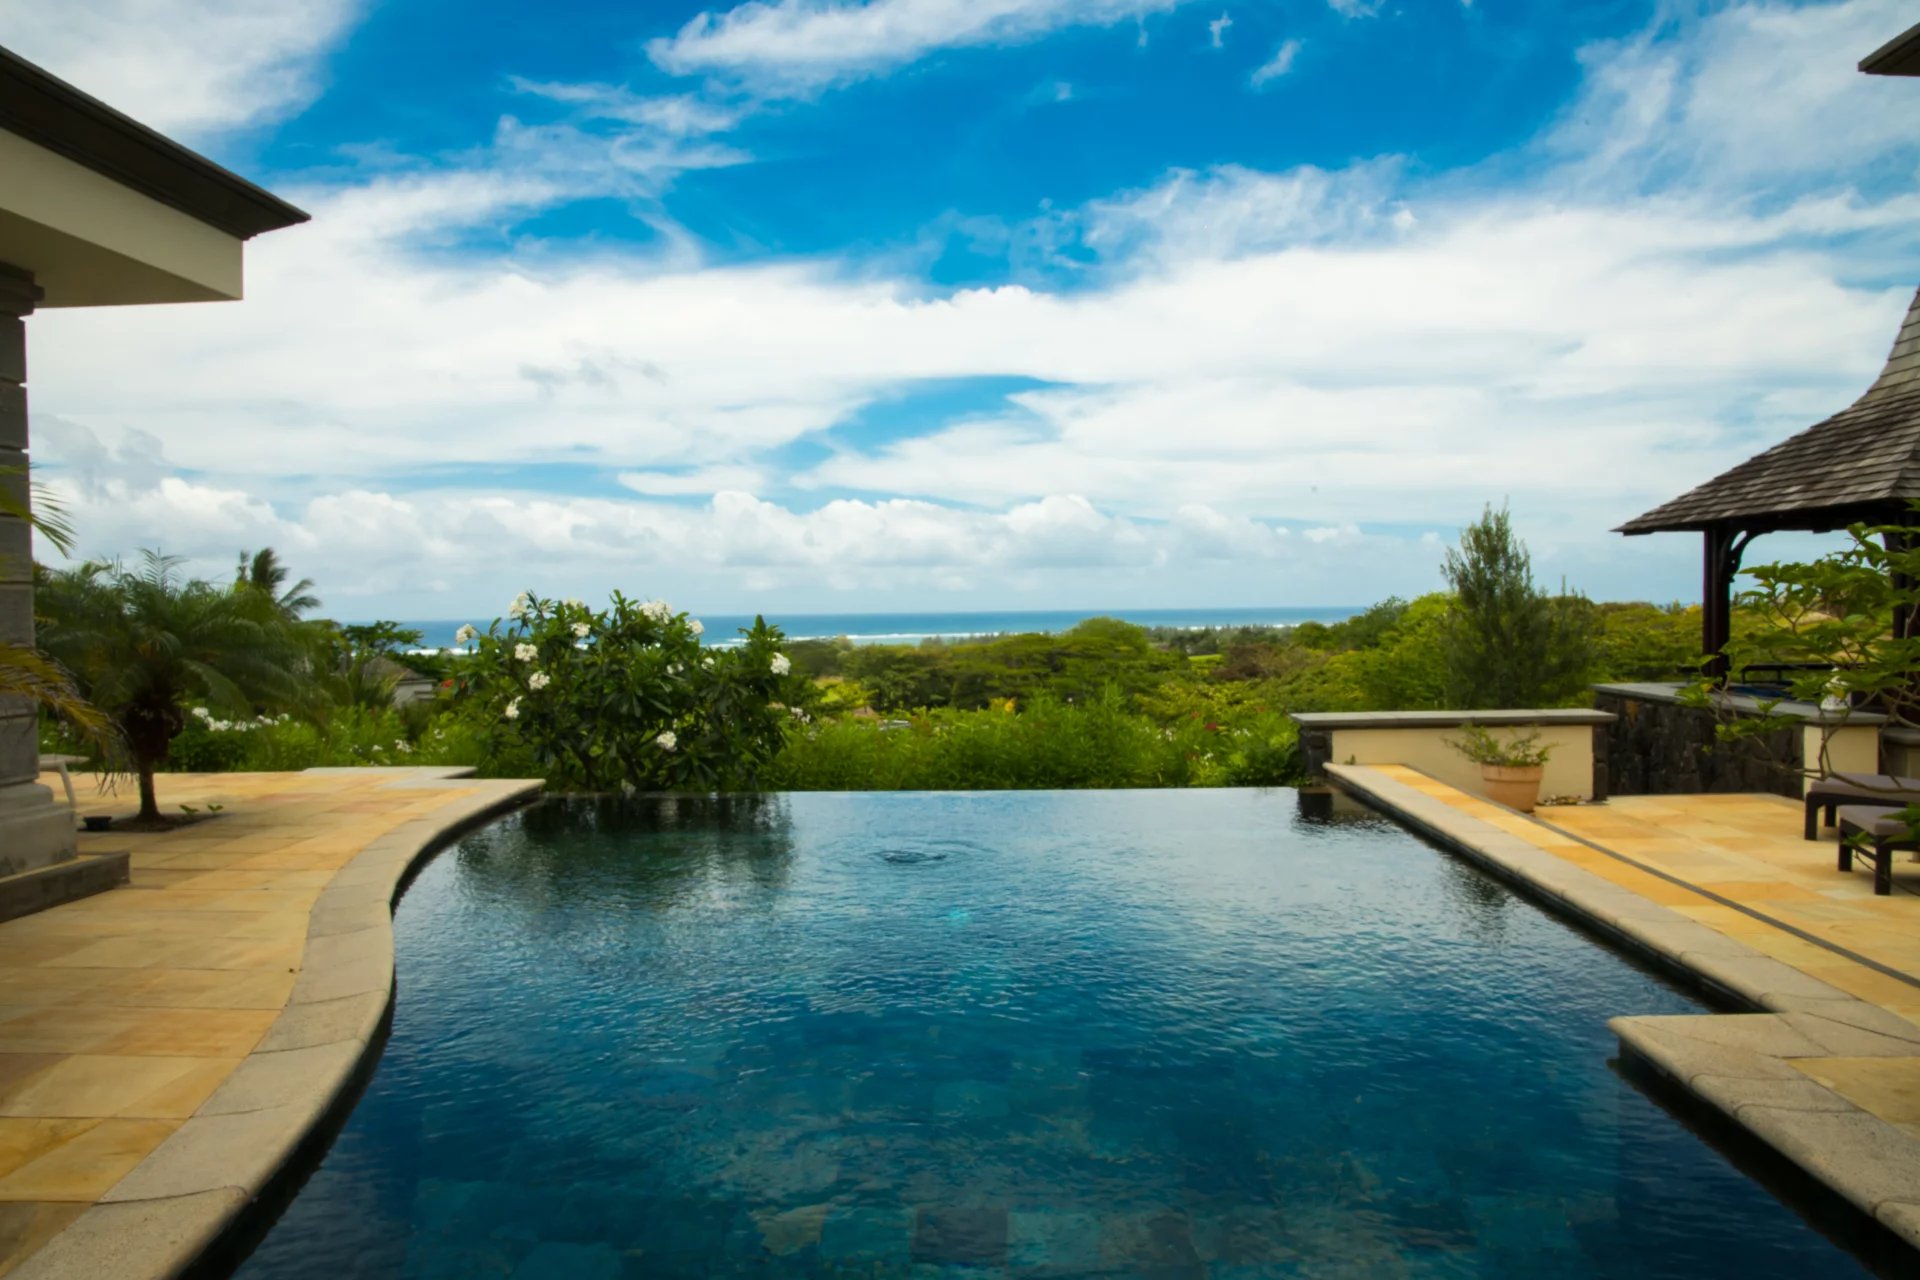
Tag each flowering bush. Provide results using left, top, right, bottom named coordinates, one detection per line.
left=458, top=593, right=806, bottom=791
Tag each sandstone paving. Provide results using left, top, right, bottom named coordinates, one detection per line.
left=0, top=767, right=540, bottom=1279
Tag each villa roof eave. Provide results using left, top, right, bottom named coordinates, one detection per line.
left=0, top=44, right=309, bottom=240
left=1861, top=22, right=1920, bottom=76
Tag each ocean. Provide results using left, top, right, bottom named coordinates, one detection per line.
left=390, top=606, right=1361, bottom=649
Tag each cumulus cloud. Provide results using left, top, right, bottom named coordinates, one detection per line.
left=649, top=0, right=1193, bottom=90
left=0, top=0, right=359, bottom=138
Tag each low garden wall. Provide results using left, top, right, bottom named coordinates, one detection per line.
left=1592, top=683, right=1884, bottom=798
left=1290, top=709, right=1615, bottom=802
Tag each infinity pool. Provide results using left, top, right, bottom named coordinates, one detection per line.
left=234, top=790, right=1869, bottom=1278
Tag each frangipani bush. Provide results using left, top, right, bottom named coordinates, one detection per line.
left=457, top=592, right=807, bottom=792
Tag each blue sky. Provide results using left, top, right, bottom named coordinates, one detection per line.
left=9, top=0, right=1920, bottom=620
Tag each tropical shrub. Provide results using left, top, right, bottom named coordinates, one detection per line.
left=1440, top=505, right=1597, bottom=708
left=456, top=593, right=808, bottom=791
left=1349, top=593, right=1454, bottom=710
left=767, top=688, right=1304, bottom=791
left=38, top=552, right=308, bottom=820
left=1691, top=514, right=1920, bottom=785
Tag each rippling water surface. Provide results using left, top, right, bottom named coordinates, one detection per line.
left=235, top=790, right=1870, bottom=1279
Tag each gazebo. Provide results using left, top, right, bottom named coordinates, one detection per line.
left=1616, top=285, right=1920, bottom=672
left=1617, top=20, right=1920, bottom=672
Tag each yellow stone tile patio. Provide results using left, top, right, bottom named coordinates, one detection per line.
left=0, top=766, right=540, bottom=1279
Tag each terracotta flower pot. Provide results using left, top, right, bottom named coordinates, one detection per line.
left=1481, top=764, right=1544, bottom=813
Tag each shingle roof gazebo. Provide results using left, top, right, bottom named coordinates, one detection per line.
left=1617, top=21, right=1920, bottom=673
left=1617, top=285, right=1920, bottom=671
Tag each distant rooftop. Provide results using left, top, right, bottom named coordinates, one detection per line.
left=0, top=43, right=308, bottom=239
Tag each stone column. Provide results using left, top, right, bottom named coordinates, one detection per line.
left=0, top=263, right=75, bottom=875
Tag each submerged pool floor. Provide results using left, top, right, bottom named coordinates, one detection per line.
left=234, top=790, right=1869, bottom=1278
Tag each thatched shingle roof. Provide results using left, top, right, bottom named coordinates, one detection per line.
left=1861, top=22, right=1920, bottom=76
left=1618, top=284, right=1920, bottom=535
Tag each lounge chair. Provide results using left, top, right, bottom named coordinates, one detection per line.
left=1803, top=772, right=1920, bottom=840
left=1834, top=805, right=1916, bottom=895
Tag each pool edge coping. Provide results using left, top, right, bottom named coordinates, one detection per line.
left=1325, top=762, right=1920, bottom=1255
left=8, top=769, right=545, bottom=1280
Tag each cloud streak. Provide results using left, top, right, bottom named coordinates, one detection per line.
left=649, top=0, right=1193, bottom=90
left=1250, top=38, right=1300, bottom=88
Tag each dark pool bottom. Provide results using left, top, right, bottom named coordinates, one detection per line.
left=232, top=790, right=1872, bottom=1279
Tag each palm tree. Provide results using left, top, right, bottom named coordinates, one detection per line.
left=1, top=466, right=111, bottom=748
left=39, top=552, right=307, bottom=822
left=236, top=547, right=320, bottom=618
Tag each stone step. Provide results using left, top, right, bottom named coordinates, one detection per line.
left=0, top=849, right=130, bottom=923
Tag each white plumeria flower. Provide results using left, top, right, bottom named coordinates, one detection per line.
left=395, top=739, right=412, bottom=754
left=688, top=618, right=704, bottom=636
left=564, top=597, right=585, bottom=609
left=655, top=730, right=677, bottom=752
left=571, top=622, right=591, bottom=639
left=454, top=624, right=478, bottom=646
left=503, top=699, right=521, bottom=721
left=528, top=671, right=551, bottom=691
left=640, top=599, right=672, bottom=623
left=507, top=593, right=532, bottom=620
left=191, top=706, right=211, bottom=721
left=513, top=643, right=538, bottom=662
left=770, top=653, right=791, bottom=676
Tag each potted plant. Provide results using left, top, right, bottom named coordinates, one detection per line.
left=1448, top=724, right=1554, bottom=812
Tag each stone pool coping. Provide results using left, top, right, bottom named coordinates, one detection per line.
left=9, top=768, right=543, bottom=1280
left=1325, top=763, right=1920, bottom=1254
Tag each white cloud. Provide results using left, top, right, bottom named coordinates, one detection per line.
left=1547, top=0, right=1917, bottom=190
left=649, top=0, right=1191, bottom=90
left=1249, top=38, right=1300, bottom=88
left=18, top=0, right=1920, bottom=615
left=1208, top=11, right=1232, bottom=48
left=619, top=466, right=772, bottom=496
left=1325, top=0, right=1380, bottom=17
left=0, top=0, right=360, bottom=138
left=506, top=79, right=751, bottom=137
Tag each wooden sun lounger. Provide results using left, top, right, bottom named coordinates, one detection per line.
left=1834, top=805, right=1916, bottom=896
left=1803, top=772, right=1920, bottom=840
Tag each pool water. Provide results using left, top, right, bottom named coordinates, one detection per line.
left=234, top=790, right=1870, bottom=1279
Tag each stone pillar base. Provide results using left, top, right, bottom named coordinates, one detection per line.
left=0, top=780, right=76, bottom=877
